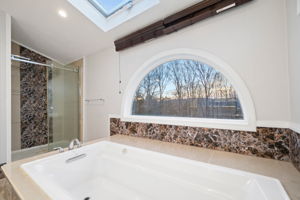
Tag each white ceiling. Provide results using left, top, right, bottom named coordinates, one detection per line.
left=0, top=0, right=201, bottom=64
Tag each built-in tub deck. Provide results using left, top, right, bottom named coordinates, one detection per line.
left=2, top=135, right=300, bottom=200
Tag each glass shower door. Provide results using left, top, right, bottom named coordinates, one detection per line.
left=47, top=64, right=80, bottom=150
left=10, top=41, right=81, bottom=161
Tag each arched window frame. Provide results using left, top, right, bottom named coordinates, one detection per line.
left=121, top=49, right=256, bottom=131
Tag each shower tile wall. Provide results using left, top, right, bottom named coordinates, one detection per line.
left=11, top=43, right=21, bottom=151
left=19, top=46, right=51, bottom=149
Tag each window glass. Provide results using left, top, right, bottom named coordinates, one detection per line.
left=88, top=0, right=132, bottom=17
left=132, top=59, right=243, bottom=119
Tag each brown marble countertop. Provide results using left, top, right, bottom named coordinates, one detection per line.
left=2, top=135, right=300, bottom=200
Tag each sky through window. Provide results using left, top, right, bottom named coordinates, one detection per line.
left=88, top=0, right=132, bottom=17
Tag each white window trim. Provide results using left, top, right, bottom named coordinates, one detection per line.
left=298, top=0, right=300, bottom=16
left=67, top=0, right=159, bottom=32
left=121, top=48, right=257, bottom=132
left=0, top=11, right=11, bottom=163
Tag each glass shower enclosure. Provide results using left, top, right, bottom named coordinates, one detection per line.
left=11, top=43, right=81, bottom=161
left=47, top=63, right=80, bottom=151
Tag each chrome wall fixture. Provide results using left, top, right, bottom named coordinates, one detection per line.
left=84, top=98, right=105, bottom=105
left=11, top=54, right=79, bottom=73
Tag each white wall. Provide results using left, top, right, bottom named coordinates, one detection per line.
left=0, top=11, right=11, bottom=163
left=11, top=42, right=21, bottom=151
left=85, top=47, right=120, bottom=141
left=84, top=0, right=290, bottom=140
left=286, top=0, right=300, bottom=133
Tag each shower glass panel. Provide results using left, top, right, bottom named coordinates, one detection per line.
left=48, top=64, right=80, bottom=151
left=10, top=42, right=80, bottom=161
left=11, top=57, right=50, bottom=161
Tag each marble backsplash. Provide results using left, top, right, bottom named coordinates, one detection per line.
left=290, top=131, right=300, bottom=171
left=110, top=118, right=300, bottom=170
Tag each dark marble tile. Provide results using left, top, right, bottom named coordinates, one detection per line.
left=290, top=131, right=300, bottom=171
left=110, top=118, right=291, bottom=161
left=20, top=47, right=51, bottom=149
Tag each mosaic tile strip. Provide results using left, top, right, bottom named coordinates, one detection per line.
left=110, top=118, right=291, bottom=161
left=20, top=47, right=50, bottom=149
left=290, top=131, right=300, bottom=171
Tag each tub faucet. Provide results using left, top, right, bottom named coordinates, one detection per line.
left=53, top=147, right=64, bottom=153
left=68, top=138, right=81, bottom=150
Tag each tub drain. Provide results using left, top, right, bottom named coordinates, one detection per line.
left=84, top=197, right=90, bottom=200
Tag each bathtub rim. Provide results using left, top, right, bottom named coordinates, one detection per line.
left=21, top=140, right=291, bottom=200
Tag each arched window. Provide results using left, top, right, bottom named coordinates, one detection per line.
left=121, top=49, right=256, bottom=131
left=132, top=59, right=243, bottom=120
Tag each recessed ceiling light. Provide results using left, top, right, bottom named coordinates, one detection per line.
left=58, top=9, right=68, bottom=18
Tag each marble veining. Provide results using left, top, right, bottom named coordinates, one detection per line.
left=110, top=118, right=291, bottom=161
left=0, top=178, right=20, bottom=200
left=20, top=47, right=51, bottom=149
left=0, top=168, right=20, bottom=200
left=290, top=131, right=300, bottom=171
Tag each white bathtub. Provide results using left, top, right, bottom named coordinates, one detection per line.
left=21, top=141, right=290, bottom=200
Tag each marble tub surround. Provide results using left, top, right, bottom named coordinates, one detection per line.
left=110, top=118, right=291, bottom=161
left=2, top=135, right=300, bottom=200
left=0, top=166, right=20, bottom=200
left=290, top=131, right=300, bottom=171
left=0, top=178, right=20, bottom=200
left=20, top=47, right=50, bottom=149
left=0, top=168, right=4, bottom=180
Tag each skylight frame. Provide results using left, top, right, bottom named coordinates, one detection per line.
left=67, top=0, right=160, bottom=32
left=88, top=0, right=133, bottom=18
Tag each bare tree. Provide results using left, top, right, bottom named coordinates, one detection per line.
left=169, top=60, right=184, bottom=115
left=152, top=64, right=170, bottom=114
left=181, top=60, right=198, bottom=116
left=133, top=59, right=243, bottom=119
left=138, top=71, right=158, bottom=114
left=194, top=63, right=218, bottom=117
left=133, top=86, right=144, bottom=114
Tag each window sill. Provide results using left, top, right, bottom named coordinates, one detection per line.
left=120, top=115, right=256, bottom=132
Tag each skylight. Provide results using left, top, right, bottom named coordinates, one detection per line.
left=67, top=0, right=159, bottom=32
left=88, top=0, right=133, bottom=17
